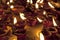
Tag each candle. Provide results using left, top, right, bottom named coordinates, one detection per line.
left=30, top=0, right=33, bottom=4
left=27, top=0, right=30, bottom=3
left=10, top=0, right=13, bottom=3
left=10, top=5, right=14, bottom=9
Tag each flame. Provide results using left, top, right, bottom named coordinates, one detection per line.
left=52, top=17, right=57, bottom=26
left=48, top=2, right=55, bottom=8
left=30, top=0, right=33, bottom=4
left=7, top=2, right=9, bottom=5
left=35, top=3, right=39, bottom=9
left=40, top=0, right=44, bottom=3
left=43, top=11, right=46, bottom=15
left=37, top=17, right=43, bottom=23
left=40, top=33, right=44, bottom=40
left=37, top=0, right=40, bottom=3
left=10, top=5, right=14, bottom=9
left=14, top=17, right=17, bottom=24
left=10, top=0, right=13, bottom=3
left=27, top=0, right=30, bottom=3
left=20, top=13, right=26, bottom=20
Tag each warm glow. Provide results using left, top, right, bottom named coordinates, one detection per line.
left=14, top=17, right=17, bottom=24
left=35, top=3, right=39, bottom=9
left=7, top=2, right=9, bottom=5
left=39, top=0, right=44, bottom=3
left=20, top=13, right=26, bottom=20
left=40, top=33, right=44, bottom=40
left=27, top=0, right=30, bottom=3
left=52, top=17, right=57, bottom=26
left=43, top=11, right=46, bottom=15
left=10, top=5, right=14, bottom=9
left=10, top=0, right=13, bottom=3
left=37, top=17, right=43, bottom=23
left=48, top=2, right=55, bottom=8
left=30, top=0, right=33, bottom=4
left=37, top=0, right=40, bottom=3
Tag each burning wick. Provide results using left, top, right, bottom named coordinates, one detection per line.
left=37, top=17, right=43, bottom=23
left=35, top=3, right=39, bottom=9
left=52, top=17, right=57, bottom=26
left=14, top=17, right=17, bottom=24
left=40, top=33, right=44, bottom=40
left=48, top=2, right=55, bottom=8
left=20, top=13, right=26, bottom=20
left=10, top=5, right=14, bottom=9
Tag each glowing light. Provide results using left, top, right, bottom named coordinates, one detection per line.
left=37, top=0, right=40, bottom=3
left=10, top=0, right=13, bottom=3
left=40, top=0, right=44, bottom=3
left=20, top=13, right=26, bottom=20
left=14, top=17, right=17, bottom=24
left=40, top=33, right=44, bottom=40
left=43, top=11, right=46, bottom=15
left=30, top=0, right=33, bottom=4
left=10, top=5, right=14, bottom=9
left=27, top=0, right=30, bottom=3
left=35, top=3, right=39, bottom=9
left=7, top=2, right=9, bottom=5
left=37, top=17, right=43, bottom=23
left=48, top=2, right=55, bottom=8
left=52, top=17, right=57, bottom=26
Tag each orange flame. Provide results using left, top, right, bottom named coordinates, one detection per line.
left=37, top=17, right=43, bottom=23
left=14, top=17, right=17, bottom=24
left=52, top=17, right=57, bottom=26
left=20, top=13, right=26, bottom=20
left=35, top=3, right=39, bottom=9
left=48, top=2, right=55, bottom=8
left=40, top=33, right=44, bottom=40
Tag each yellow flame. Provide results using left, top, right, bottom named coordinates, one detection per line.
left=35, top=3, right=39, bottom=9
left=43, top=11, right=46, bottom=15
left=37, top=17, right=43, bottom=23
left=14, top=17, right=17, bottom=24
left=10, top=0, right=13, bottom=3
left=48, top=2, right=55, bottom=8
left=10, top=5, right=14, bottom=9
left=40, top=33, right=44, bottom=40
left=52, top=17, right=57, bottom=26
left=30, top=0, right=33, bottom=4
left=7, top=2, right=9, bottom=5
left=27, top=0, right=30, bottom=3
left=40, top=0, right=44, bottom=3
left=20, top=13, right=26, bottom=20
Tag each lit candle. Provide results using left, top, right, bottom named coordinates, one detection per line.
left=7, top=2, right=9, bottom=5
left=27, top=0, right=30, bottom=3
left=35, top=3, right=39, bottom=9
left=43, top=11, right=46, bottom=15
left=30, top=0, right=33, bottom=4
left=10, top=5, right=14, bottom=9
left=10, top=0, right=13, bottom=3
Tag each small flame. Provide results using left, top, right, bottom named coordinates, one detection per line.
left=37, top=17, right=43, bottom=23
left=40, top=33, right=44, bottom=40
left=7, top=2, right=9, bottom=5
left=10, top=5, right=14, bottom=9
left=52, top=17, right=57, bottom=26
left=40, top=0, right=44, bottom=3
left=37, top=0, right=40, bottom=3
left=30, top=0, right=33, bottom=4
left=10, top=0, right=13, bottom=3
left=20, top=13, right=26, bottom=20
left=35, top=3, right=39, bottom=9
left=14, top=17, right=17, bottom=24
left=48, top=2, right=55, bottom=8
left=43, top=11, right=46, bottom=15
left=27, top=0, right=30, bottom=3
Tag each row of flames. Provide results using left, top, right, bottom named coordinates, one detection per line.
left=7, top=0, right=57, bottom=40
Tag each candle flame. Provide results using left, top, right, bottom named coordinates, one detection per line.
left=10, top=0, right=13, bottom=3
left=10, top=5, right=14, bottom=9
left=27, top=0, right=30, bottom=3
left=37, top=17, right=43, bottom=23
left=14, top=17, right=17, bottom=24
left=7, top=2, right=9, bottom=5
left=43, top=11, right=46, bottom=15
left=40, top=33, right=44, bottom=40
left=35, top=3, right=39, bottom=9
left=52, top=17, right=57, bottom=26
left=30, top=0, right=33, bottom=4
left=48, top=2, right=55, bottom=8
left=37, top=0, right=40, bottom=3
left=20, top=13, right=26, bottom=20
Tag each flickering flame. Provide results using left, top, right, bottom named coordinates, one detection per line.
left=43, top=11, right=46, bottom=15
left=7, top=2, right=9, bottom=5
left=48, top=2, right=55, bottom=8
left=10, top=0, right=13, bottom=3
left=14, top=17, right=17, bottom=24
left=30, top=0, right=33, bottom=4
left=52, top=17, right=57, bottom=26
left=37, top=0, right=40, bottom=3
left=35, top=3, right=39, bottom=9
left=10, top=5, right=14, bottom=9
left=20, top=13, right=26, bottom=20
left=37, top=17, right=43, bottom=23
left=40, top=33, right=44, bottom=40
left=27, top=0, right=30, bottom=3
left=39, top=0, right=44, bottom=3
